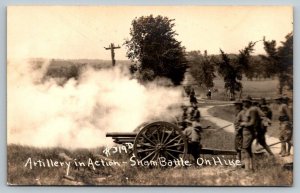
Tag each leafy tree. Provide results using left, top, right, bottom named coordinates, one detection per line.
left=216, top=49, right=242, bottom=100
left=236, top=41, right=256, bottom=79
left=188, top=50, right=216, bottom=88
left=261, top=32, right=293, bottom=93
left=246, top=56, right=267, bottom=80
left=215, top=42, right=256, bottom=100
left=124, top=15, right=188, bottom=85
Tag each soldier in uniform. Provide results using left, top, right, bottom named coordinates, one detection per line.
left=276, top=96, right=293, bottom=157
left=178, top=105, right=190, bottom=131
left=182, top=105, right=188, bottom=119
left=183, top=121, right=202, bottom=162
left=260, top=98, right=272, bottom=119
left=256, top=98, right=274, bottom=156
left=190, top=105, right=201, bottom=122
left=233, top=100, right=244, bottom=161
left=180, top=118, right=192, bottom=130
left=179, top=105, right=189, bottom=129
left=189, top=88, right=198, bottom=106
left=206, top=89, right=212, bottom=100
left=240, top=96, right=260, bottom=171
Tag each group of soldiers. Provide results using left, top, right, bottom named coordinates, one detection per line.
left=234, top=96, right=293, bottom=171
left=179, top=93, right=293, bottom=171
left=180, top=104, right=203, bottom=162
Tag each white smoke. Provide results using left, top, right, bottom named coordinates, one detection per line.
left=7, top=59, right=183, bottom=148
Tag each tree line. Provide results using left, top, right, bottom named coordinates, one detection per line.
left=124, top=15, right=293, bottom=99
left=188, top=33, right=293, bottom=99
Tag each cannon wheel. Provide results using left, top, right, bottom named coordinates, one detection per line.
left=133, top=121, right=188, bottom=162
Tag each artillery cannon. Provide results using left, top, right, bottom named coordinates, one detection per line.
left=106, top=121, right=237, bottom=163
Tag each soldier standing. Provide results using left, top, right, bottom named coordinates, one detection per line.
left=189, top=88, right=198, bottom=106
left=233, top=100, right=244, bottom=161
left=256, top=98, right=274, bottom=156
left=180, top=105, right=188, bottom=123
left=178, top=106, right=188, bottom=130
left=206, top=89, right=212, bottom=100
left=260, top=98, right=272, bottom=119
left=183, top=121, right=202, bottom=162
left=276, top=96, right=293, bottom=157
left=240, top=96, right=260, bottom=171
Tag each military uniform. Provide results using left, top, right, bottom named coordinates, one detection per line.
left=189, top=89, right=198, bottom=106
left=277, top=101, right=293, bottom=156
left=183, top=122, right=202, bottom=162
left=278, top=103, right=292, bottom=142
left=242, top=106, right=260, bottom=150
left=240, top=96, right=260, bottom=171
left=206, top=90, right=212, bottom=100
left=234, top=109, right=245, bottom=152
left=179, top=106, right=189, bottom=130
left=190, top=107, right=201, bottom=122
left=256, top=104, right=274, bottom=155
left=233, top=100, right=245, bottom=162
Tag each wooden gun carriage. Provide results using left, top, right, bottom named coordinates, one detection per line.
left=106, top=121, right=237, bottom=162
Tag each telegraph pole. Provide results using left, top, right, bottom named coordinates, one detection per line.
left=104, top=43, right=120, bottom=66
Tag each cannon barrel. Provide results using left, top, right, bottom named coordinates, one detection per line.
left=106, top=132, right=137, bottom=138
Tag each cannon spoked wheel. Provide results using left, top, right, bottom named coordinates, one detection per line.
left=133, top=121, right=188, bottom=162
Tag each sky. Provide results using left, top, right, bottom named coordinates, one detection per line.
left=7, top=6, right=293, bottom=60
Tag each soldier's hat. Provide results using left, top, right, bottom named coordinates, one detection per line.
left=242, top=96, right=252, bottom=103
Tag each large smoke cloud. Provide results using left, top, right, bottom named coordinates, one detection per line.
left=7, top=59, right=183, bottom=148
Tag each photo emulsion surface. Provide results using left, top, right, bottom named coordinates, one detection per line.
left=7, top=6, right=293, bottom=186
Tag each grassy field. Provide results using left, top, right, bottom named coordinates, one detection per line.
left=7, top=117, right=291, bottom=186
left=7, top=143, right=292, bottom=186
left=194, top=76, right=279, bottom=100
